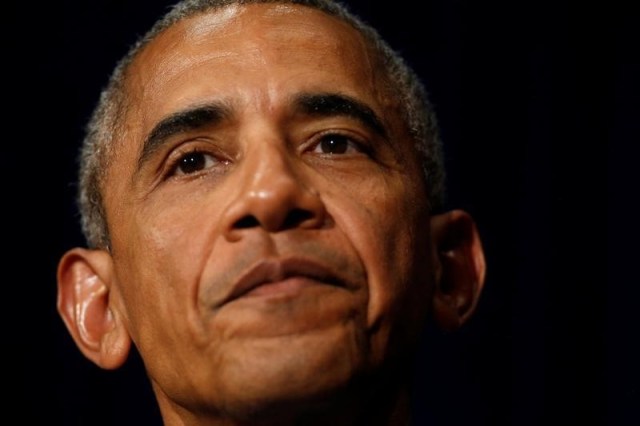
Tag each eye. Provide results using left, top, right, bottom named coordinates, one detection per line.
left=311, top=133, right=361, bottom=155
left=171, top=150, right=222, bottom=176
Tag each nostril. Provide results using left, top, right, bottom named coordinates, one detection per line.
left=231, top=209, right=315, bottom=231
left=282, top=209, right=314, bottom=230
left=234, top=215, right=261, bottom=229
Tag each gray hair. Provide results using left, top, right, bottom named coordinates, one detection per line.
left=78, top=0, right=445, bottom=249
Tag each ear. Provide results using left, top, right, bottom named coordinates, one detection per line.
left=430, top=210, right=486, bottom=332
left=57, top=247, right=131, bottom=369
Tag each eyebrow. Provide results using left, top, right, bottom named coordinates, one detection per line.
left=136, top=92, right=387, bottom=171
left=138, top=102, right=232, bottom=170
left=293, top=92, right=387, bottom=139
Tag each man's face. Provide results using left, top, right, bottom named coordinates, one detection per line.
left=103, top=3, right=435, bottom=416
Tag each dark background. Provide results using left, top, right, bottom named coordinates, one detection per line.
left=12, top=0, right=632, bottom=424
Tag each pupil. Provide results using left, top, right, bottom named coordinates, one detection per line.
left=179, top=153, right=205, bottom=174
left=321, top=135, right=348, bottom=154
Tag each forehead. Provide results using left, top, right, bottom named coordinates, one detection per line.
left=120, top=4, right=395, bottom=137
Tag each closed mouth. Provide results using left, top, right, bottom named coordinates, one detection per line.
left=219, top=257, right=346, bottom=306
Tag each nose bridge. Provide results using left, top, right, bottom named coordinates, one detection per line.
left=243, top=134, right=296, bottom=195
left=221, top=123, right=325, bottom=238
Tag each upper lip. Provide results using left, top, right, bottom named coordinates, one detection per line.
left=218, top=257, right=346, bottom=306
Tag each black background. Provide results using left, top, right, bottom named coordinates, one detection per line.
left=12, top=0, right=633, bottom=425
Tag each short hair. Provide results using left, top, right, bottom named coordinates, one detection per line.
left=78, top=0, right=445, bottom=249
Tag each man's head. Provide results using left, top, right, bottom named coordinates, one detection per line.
left=57, top=1, right=485, bottom=424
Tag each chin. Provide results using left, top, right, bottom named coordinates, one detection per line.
left=211, top=322, right=369, bottom=421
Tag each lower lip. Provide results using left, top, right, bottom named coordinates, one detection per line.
left=243, top=277, right=319, bottom=298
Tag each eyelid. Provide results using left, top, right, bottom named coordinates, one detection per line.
left=162, top=140, right=230, bottom=179
left=305, top=129, right=371, bottom=155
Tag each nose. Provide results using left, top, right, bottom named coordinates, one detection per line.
left=221, top=143, right=326, bottom=241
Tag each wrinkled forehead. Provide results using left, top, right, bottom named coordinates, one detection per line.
left=124, top=3, right=383, bottom=111
left=136, top=4, right=368, bottom=62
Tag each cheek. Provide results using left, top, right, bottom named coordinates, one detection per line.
left=113, top=190, right=224, bottom=351
left=110, top=189, right=237, bottom=402
left=330, top=174, right=432, bottom=361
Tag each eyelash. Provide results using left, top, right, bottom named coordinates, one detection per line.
left=162, top=131, right=371, bottom=179
left=164, top=146, right=227, bottom=179
left=307, top=130, right=371, bottom=156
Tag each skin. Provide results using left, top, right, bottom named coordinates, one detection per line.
left=58, top=4, right=486, bottom=425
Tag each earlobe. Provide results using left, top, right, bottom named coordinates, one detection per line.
left=57, top=248, right=131, bottom=369
left=430, top=210, right=486, bottom=332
